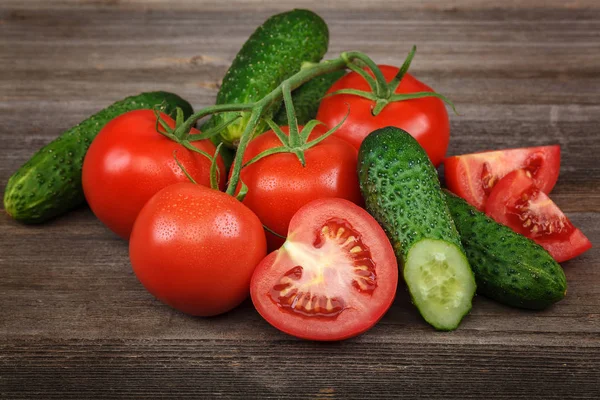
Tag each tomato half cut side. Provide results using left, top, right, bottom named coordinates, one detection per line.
left=250, top=198, right=398, bottom=341
left=485, top=169, right=592, bottom=263
left=444, top=145, right=560, bottom=210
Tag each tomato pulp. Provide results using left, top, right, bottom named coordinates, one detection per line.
left=444, top=145, right=560, bottom=211
left=251, top=198, right=398, bottom=341
left=485, top=170, right=591, bottom=263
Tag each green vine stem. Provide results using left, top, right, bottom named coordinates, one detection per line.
left=170, top=54, right=351, bottom=197
left=162, top=46, right=453, bottom=198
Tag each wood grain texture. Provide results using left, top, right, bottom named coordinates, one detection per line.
left=0, top=1, right=599, bottom=398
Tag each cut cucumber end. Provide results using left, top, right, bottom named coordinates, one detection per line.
left=404, top=238, right=476, bottom=331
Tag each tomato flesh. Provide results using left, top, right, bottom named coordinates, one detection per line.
left=485, top=169, right=591, bottom=263
left=270, top=218, right=377, bottom=319
left=444, top=145, right=560, bottom=210
left=251, top=198, right=397, bottom=341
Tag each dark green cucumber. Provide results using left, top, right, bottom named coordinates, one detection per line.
left=210, top=9, right=329, bottom=147
left=443, top=191, right=567, bottom=309
left=4, top=92, right=193, bottom=223
left=273, top=70, right=345, bottom=125
left=358, top=127, right=476, bottom=330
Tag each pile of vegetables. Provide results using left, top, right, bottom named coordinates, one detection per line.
left=3, top=9, right=591, bottom=340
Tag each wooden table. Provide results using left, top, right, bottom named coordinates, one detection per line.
left=1, top=1, right=599, bottom=398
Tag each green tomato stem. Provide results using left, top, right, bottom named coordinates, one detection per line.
left=226, top=106, right=264, bottom=196
left=175, top=51, right=381, bottom=198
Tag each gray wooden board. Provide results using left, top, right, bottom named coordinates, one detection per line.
left=0, top=1, right=599, bottom=398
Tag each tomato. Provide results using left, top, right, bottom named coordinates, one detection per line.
left=485, top=169, right=591, bottom=263
left=129, top=182, right=267, bottom=316
left=83, top=110, right=225, bottom=239
left=250, top=198, right=398, bottom=341
left=235, top=125, right=363, bottom=251
left=316, top=66, right=450, bottom=166
left=444, top=145, right=560, bottom=211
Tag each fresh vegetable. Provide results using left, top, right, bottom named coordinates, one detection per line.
left=235, top=124, right=362, bottom=250
left=444, top=145, right=561, bottom=211
left=444, top=190, right=567, bottom=309
left=358, top=127, right=475, bottom=330
left=82, top=110, right=224, bottom=239
left=317, top=48, right=452, bottom=166
left=130, top=182, right=266, bottom=316
left=273, top=70, right=345, bottom=125
left=3, top=92, right=193, bottom=223
left=485, top=169, right=591, bottom=263
left=207, top=9, right=329, bottom=147
left=251, top=198, right=397, bottom=341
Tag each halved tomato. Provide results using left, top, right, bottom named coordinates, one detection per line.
left=485, top=169, right=591, bottom=263
left=444, top=145, right=560, bottom=210
left=250, top=198, right=398, bottom=341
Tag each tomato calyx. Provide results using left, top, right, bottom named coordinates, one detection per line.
left=328, top=46, right=457, bottom=116
left=243, top=82, right=349, bottom=169
left=153, top=106, right=235, bottom=191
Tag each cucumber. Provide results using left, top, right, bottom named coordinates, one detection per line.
left=210, top=9, right=329, bottom=147
left=358, top=127, right=476, bottom=330
left=4, top=92, right=193, bottom=223
left=443, top=191, right=567, bottom=309
left=273, top=70, right=345, bottom=125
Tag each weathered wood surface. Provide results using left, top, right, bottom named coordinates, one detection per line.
left=1, top=1, right=599, bottom=398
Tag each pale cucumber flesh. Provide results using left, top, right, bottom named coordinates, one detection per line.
left=404, top=238, right=476, bottom=330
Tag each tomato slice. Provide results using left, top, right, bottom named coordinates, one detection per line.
left=485, top=169, right=592, bottom=263
left=250, top=198, right=398, bottom=341
left=444, top=145, right=560, bottom=210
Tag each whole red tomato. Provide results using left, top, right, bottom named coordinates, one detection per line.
left=234, top=125, right=363, bottom=250
left=83, top=109, right=225, bottom=239
left=316, top=66, right=450, bottom=166
left=129, top=182, right=267, bottom=316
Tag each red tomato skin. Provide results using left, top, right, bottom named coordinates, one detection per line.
left=316, top=66, right=450, bottom=166
left=236, top=125, right=363, bottom=250
left=250, top=198, right=398, bottom=341
left=444, top=145, right=560, bottom=211
left=83, top=110, right=225, bottom=239
left=129, top=182, right=267, bottom=317
left=485, top=169, right=591, bottom=263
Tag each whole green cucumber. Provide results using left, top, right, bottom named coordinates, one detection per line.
left=358, top=127, right=476, bottom=331
left=273, top=70, right=345, bottom=125
left=4, top=92, right=193, bottom=223
left=211, top=9, right=329, bottom=147
left=443, top=191, right=567, bottom=309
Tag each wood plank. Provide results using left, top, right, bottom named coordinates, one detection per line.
left=1, top=340, right=599, bottom=399
left=2, top=0, right=600, bottom=11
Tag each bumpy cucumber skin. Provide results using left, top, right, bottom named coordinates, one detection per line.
left=273, top=70, right=345, bottom=126
left=358, top=127, right=475, bottom=330
left=4, top=92, right=193, bottom=223
left=358, top=127, right=465, bottom=258
left=212, top=9, right=329, bottom=146
left=444, top=191, right=567, bottom=309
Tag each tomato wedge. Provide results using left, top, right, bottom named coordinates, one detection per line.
left=250, top=198, right=398, bottom=341
left=444, top=145, right=560, bottom=210
left=485, top=169, right=591, bottom=263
